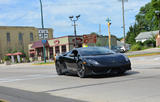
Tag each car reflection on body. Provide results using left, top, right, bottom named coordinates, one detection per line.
left=55, top=47, right=131, bottom=78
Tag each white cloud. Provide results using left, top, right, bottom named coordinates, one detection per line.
left=0, top=0, right=151, bottom=37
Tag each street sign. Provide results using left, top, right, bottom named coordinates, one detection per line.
left=42, top=40, right=47, bottom=44
left=83, top=34, right=97, bottom=43
left=38, top=29, right=49, bottom=39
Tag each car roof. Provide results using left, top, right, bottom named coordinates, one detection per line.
left=74, top=46, right=108, bottom=51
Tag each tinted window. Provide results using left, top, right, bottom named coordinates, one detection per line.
left=78, top=47, right=115, bottom=56
left=61, top=45, right=66, bottom=53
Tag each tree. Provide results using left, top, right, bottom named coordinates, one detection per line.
left=126, top=0, right=160, bottom=45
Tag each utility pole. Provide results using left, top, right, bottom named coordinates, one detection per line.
left=39, top=0, right=46, bottom=63
left=118, top=0, right=128, bottom=50
left=106, top=18, right=111, bottom=49
left=69, top=15, right=80, bottom=48
left=99, top=24, right=101, bottom=35
left=122, top=0, right=126, bottom=50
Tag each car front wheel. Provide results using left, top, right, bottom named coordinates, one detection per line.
left=55, top=61, right=63, bottom=75
left=77, top=61, right=86, bottom=78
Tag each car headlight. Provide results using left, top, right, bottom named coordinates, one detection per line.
left=124, top=55, right=129, bottom=62
left=87, top=59, right=99, bottom=65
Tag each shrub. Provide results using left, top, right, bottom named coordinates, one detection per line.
left=143, top=40, right=156, bottom=47
left=136, top=41, right=143, bottom=46
left=131, top=43, right=142, bottom=51
left=3, top=56, right=10, bottom=61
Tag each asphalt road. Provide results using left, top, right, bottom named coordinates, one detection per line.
left=0, top=55, right=160, bottom=102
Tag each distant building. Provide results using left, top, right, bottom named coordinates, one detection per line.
left=135, top=30, right=159, bottom=42
left=156, top=34, right=160, bottom=47
left=28, top=34, right=117, bottom=61
left=0, top=26, right=53, bottom=61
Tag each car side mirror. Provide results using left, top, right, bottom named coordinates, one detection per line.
left=69, top=54, right=75, bottom=57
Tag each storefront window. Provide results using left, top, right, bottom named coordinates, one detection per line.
left=49, top=47, right=53, bottom=59
left=61, top=45, right=66, bottom=53
left=55, top=46, right=60, bottom=54
left=37, top=48, right=42, bottom=56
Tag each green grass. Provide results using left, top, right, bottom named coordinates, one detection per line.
left=32, top=62, right=55, bottom=65
left=128, top=52, right=160, bottom=58
left=0, top=99, right=8, bottom=102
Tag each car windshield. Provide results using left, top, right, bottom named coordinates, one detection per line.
left=78, top=47, right=115, bottom=56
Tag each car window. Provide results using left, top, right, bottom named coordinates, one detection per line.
left=66, top=51, right=72, bottom=56
left=68, top=50, right=78, bottom=57
left=79, top=47, right=115, bottom=56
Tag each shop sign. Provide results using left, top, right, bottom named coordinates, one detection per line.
left=72, top=38, right=83, bottom=43
left=83, top=34, right=97, bottom=43
left=54, top=40, right=60, bottom=45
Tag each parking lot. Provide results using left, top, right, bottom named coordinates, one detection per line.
left=0, top=55, right=160, bottom=102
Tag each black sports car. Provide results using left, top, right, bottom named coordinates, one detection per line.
left=55, top=47, right=131, bottom=78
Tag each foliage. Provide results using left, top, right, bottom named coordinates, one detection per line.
left=3, top=56, right=10, bottom=61
left=130, top=43, right=142, bottom=51
left=126, top=0, right=160, bottom=45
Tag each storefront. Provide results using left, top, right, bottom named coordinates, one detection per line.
left=28, top=36, right=83, bottom=61
left=28, top=34, right=117, bottom=61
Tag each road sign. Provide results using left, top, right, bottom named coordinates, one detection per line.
left=42, top=40, right=47, bottom=44
left=38, top=29, right=49, bottom=39
left=83, top=34, right=97, bottom=43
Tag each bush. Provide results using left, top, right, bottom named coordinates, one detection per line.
left=131, top=43, right=142, bottom=51
left=143, top=40, right=156, bottom=47
left=136, top=41, right=143, bottom=46
left=3, top=56, right=10, bottom=61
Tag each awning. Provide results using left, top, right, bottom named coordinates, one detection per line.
left=13, top=52, right=23, bottom=56
left=5, top=53, right=13, bottom=56
left=32, top=40, right=49, bottom=48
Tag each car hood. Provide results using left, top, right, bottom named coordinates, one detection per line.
left=83, top=53, right=127, bottom=65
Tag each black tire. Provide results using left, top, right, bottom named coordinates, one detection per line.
left=55, top=61, right=63, bottom=75
left=77, top=61, right=86, bottom=78
left=118, top=69, right=126, bottom=75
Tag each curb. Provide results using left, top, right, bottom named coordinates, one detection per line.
left=127, top=52, right=160, bottom=58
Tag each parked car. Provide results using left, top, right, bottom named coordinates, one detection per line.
left=55, top=47, right=131, bottom=78
left=111, top=46, right=125, bottom=53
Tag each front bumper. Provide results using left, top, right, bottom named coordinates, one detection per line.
left=84, top=63, right=131, bottom=75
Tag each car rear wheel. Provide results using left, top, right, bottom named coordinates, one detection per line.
left=77, top=61, right=86, bottom=78
left=55, top=61, right=63, bottom=75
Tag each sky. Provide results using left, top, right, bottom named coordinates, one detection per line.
left=0, top=0, right=151, bottom=38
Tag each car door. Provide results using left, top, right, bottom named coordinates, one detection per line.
left=63, top=50, right=78, bottom=72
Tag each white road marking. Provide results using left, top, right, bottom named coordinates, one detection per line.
left=0, top=74, right=58, bottom=83
left=154, top=57, right=160, bottom=60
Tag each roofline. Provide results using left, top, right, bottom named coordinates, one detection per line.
left=0, top=26, right=53, bottom=29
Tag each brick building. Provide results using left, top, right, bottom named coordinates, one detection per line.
left=0, top=26, right=53, bottom=61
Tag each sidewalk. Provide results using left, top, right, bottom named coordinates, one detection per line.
left=125, top=48, right=160, bottom=56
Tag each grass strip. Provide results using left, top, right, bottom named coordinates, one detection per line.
left=32, top=62, right=55, bottom=65
left=0, top=99, right=8, bottom=102
left=128, top=52, right=160, bottom=58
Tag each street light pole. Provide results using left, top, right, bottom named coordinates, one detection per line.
left=73, top=20, right=77, bottom=46
left=39, top=0, right=46, bottom=63
left=69, top=15, right=80, bottom=48
left=39, top=0, right=44, bottom=29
